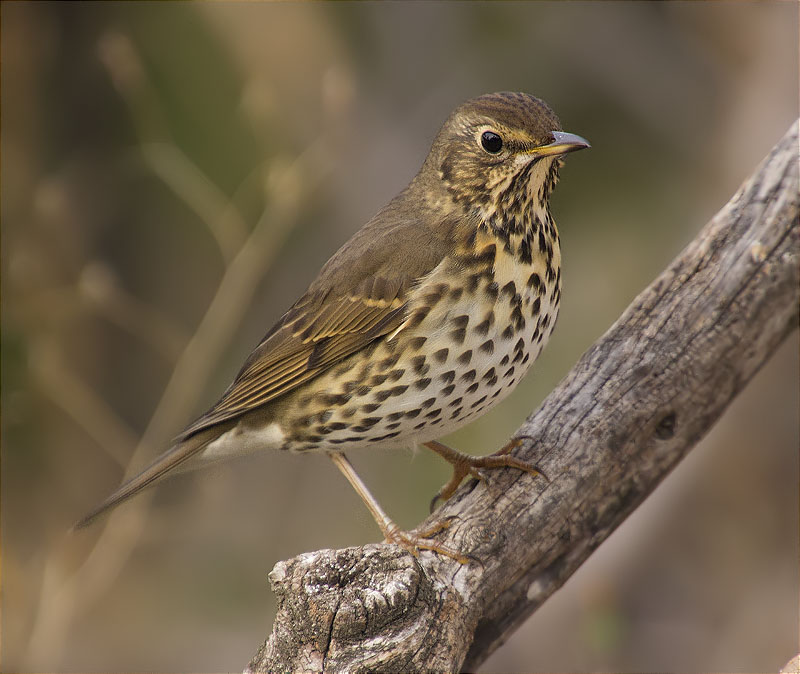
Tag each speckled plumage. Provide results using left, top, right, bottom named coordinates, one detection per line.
left=76, top=92, right=588, bottom=535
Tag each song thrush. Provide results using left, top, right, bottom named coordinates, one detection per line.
left=75, top=92, right=589, bottom=560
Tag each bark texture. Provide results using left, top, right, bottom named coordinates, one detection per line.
left=247, top=121, right=800, bottom=673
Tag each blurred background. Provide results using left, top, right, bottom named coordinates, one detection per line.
left=2, top=2, right=798, bottom=672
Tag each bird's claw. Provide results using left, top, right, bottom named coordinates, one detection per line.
left=426, top=437, right=546, bottom=512
left=383, top=518, right=469, bottom=564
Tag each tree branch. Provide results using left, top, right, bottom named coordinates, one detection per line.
left=247, top=120, right=800, bottom=673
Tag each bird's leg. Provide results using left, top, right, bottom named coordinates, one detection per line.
left=327, top=452, right=469, bottom=564
left=424, top=438, right=545, bottom=512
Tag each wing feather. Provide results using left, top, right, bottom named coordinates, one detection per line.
left=177, top=277, right=410, bottom=440
left=176, top=204, right=470, bottom=442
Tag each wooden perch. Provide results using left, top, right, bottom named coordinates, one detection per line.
left=247, top=121, right=800, bottom=674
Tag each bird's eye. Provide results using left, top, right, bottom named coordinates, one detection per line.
left=480, top=131, right=503, bottom=154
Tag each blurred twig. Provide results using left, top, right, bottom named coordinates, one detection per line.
left=30, top=337, right=138, bottom=468
left=140, top=142, right=249, bottom=263
left=24, top=32, right=336, bottom=670
left=20, top=274, right=187, bottom=363
left=26, top=163, right=315, bottom=668
left=98, top=31, right=251, bottom=261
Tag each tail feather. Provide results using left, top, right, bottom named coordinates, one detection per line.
left=72, top=431, right=213, bottom=531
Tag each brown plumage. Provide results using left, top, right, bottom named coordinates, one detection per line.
left=75, top=92, right=589, bottom=558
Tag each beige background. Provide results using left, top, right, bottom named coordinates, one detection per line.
left=2, top=2, right=798, bottom=671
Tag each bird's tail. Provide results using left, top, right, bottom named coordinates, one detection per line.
left=71, top=430, right=215, bottom=531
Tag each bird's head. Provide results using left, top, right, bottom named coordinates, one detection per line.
left=419, top=92, right=589, bottom=223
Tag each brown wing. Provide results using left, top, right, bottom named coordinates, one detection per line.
left=73, top=278, right=413, bottom=530
left=176, top=194, right=469, bottom=441
left=177, top=275, right=412, bottom=440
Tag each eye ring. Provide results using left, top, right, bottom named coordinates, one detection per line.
left=480, top=130, right=503, bottom=154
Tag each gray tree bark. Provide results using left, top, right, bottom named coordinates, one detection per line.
left=247, top=120, right=800, bottom=674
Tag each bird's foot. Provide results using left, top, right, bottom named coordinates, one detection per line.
left=382, top=518, right=469, bottom=564
left=424, top=437, right=546, bottom=511
left=327, top=452, right=469, bottom=563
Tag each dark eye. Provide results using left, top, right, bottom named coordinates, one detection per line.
left=480, top=130, right=503, bottom=154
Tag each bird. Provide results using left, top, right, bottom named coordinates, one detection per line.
left=74, top=92, right=589, bottom=561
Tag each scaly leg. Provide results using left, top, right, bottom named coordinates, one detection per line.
left=424, top=437, right=544, bottom=511
left=327, top=452, right=468, bottom=564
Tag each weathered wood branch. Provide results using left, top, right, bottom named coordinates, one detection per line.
left=247, top=121, right=800, bottom=674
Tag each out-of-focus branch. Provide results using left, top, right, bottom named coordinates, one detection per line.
left=26, top=141, right=330, bottom=670
left=248, top=122, right=799, bottom=673
left=29, top=337, right=139, bottom=468
left=15, top=266, right=188, bottom=363
left=140, top=142, right=249, bottom=262
left=78, top=261, right=189, bottom=361
left=24, top=31, right=336, bottom=670
left=98, top=31, right=251, bottom=261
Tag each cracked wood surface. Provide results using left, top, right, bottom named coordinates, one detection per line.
left=247, top=120, right=799, bottom=673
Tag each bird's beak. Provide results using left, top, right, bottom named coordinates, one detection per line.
left=523, top=131, right=591, bottom=158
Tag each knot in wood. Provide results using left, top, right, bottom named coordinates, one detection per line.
left=253, top=545, right=451, bottom=673
left=654, top=412, right=677, bottom=439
